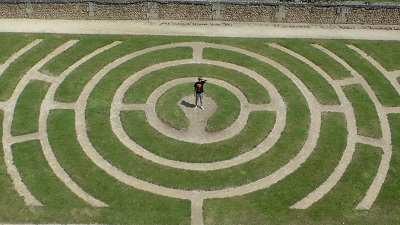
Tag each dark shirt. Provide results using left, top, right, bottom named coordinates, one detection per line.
left=194, top=81, right=206, bottom=93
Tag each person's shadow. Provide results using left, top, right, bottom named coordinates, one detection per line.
left=181, top=100, right=196, bottom=108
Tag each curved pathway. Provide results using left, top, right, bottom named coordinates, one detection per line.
left=1, top=39, right=122, bottom=207
left=275, top=43, right=391, bottom=210
left=74, top=42, right=322, bottom=225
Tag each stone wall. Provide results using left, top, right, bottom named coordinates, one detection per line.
left=0, top=1, right=400, bottom=25
left=157, top=3, right=212, bottom=20
left=31, top=3, right=87, bottom=19
left=0, top=4, right=28, bottom=18
left=283, top=6, right=337, bottom=24
left=221, top=4, right=277, bottom=22
left=95, top=3, right=147, bottom=20
left=347, top=8, right=400, bottom=25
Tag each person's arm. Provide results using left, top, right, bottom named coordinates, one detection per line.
left=194, top=86, right=196, bottom=96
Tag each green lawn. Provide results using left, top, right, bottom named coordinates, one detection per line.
left=0, top=33, right=399, bottom=224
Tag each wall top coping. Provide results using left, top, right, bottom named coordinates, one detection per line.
left=1, top=0, right=400, bottom=8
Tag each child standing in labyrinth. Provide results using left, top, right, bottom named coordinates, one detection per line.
left=194, top=76, right=207, bottom=110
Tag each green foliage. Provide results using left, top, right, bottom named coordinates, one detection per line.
left=85, top=39, right=310, bottom=190
left=0, top=112, right=31, bottom=222
left=205, top=84, right=242, bottom=131
left=124, top=64, right=270, bottom=104
left=0, top=33, right=399, bottom=224
left=204, top=46, right=342, bottom=105
left=12, top=140, right=88, bottom=207
left=320, top=40, right=400, bottom=106
left=40, top=36, right=118, bottom=76
left=45, top=110, right=191, bottom=224
left=343, top=84, right=382, bottom=138
left=263, top=44, right=341, bottom=105
left=156, top=83, right=191, bottom=130
left=352, top=41, right=400, bottom=71
left=0, top=33, right=37, bottom=64
left=370, top=114, right=400, bottom=224
left=122, top=110, right=275, bottom=163
left=314, top=143, right=381, bottom=211
left=0, top=37, right=68, bottom=101
left=204, top=112, right=348, bottom=224
left=273, top=39, right=352, bottom=80
left=55, top=45, right=192, bottom=102
left=11, top=80, right=50, bottom=136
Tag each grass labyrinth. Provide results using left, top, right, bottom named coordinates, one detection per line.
left=0, top=33, right=400, bottom=224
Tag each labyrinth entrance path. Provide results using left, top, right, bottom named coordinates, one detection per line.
left=1, top=20, right=400, bottom=225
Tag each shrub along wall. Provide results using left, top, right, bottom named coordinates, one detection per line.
left=0, top=0, right=399, bottom=25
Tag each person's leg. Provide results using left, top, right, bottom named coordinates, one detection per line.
left=195, top=93, right=199, bottom=108
left=199, top=93, right=204, bottom=109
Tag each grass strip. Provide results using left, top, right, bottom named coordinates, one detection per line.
left=205, top=83, right=241, bottom=131
left=273, top=39, right=352, bottom=80
left=156, top=83, right=191, bottom=130
left=12, top=140, right=88, bottom=207
left=366, top=114, right=400, bottom=224
left=205, top=143, right=381, bottom=225
left=40, top=36, right=117, bottom=76
left=124, top=63, right=270, bottom=104
left=86, top=48, right=309, bottom=190
left=11, top=80, right=50, bottom=136
left=343, top=84, right=382, bottom=138
left=121, top=110, right=274, bottom=163
left=0, top=112, right=32, bottom=221
left=307, top=144, right=381, bottom=220
left=203, top=112, right=348, bottom=225
left=0, top=37, right=69, bottom=101
left=352, top=40, right=400, bottom=71
left=263, top=45, right=341, bottom=105
left=0, top=33, right=37, bottom=64
left=55, top=46, right=192, bottom=102
left=90, top=107, right=304, bottom=190
left=156, top=83, right=241, bottom=131
left=1, top=33, right=399, bottom=224
left=320, top=41, right=400, bottom=106
left=47, top=109, right=191, bottom=224
left=204, top=47, right=341, bottom=105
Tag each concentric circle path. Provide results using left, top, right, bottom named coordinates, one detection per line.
left=1, top=19, right=400, bottom=225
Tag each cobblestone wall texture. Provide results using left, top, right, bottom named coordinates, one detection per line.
left=347, top=8, right=400, bottom=25
left=0, top=4, right=28, bottom=18
left=222, top=4, right=277, bottom=22
left=157, top=3, right=211, bottom=20
left=284, top=6, right=337, bottom=23
left=95, top=3, right=147, bottom=20
left=0, top=2, right=400, bottom=26
left=30, top=3, right=87, bottom=19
